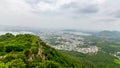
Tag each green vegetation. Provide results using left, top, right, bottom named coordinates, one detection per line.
left=84, top=31, right=120, bottom=54
left=0, top=33, right=120, bottom=68
left=114, top=59, right=120, bottom=64
left=0, top=33, right=93, bottom=68
left=61, top=50, right=120, bottom=68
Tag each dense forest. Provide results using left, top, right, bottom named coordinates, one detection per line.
left=61, top=50, right=120, bottom=68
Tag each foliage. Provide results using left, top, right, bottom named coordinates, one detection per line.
left=61, top=50, right=120, bottom=68
left=0, top=33, right=14, bottom=42
left=114, top=59, right=120, bottom=64
left=31, top=60, right=62, bottom=68
left=0, top=33, right=85, bottom=68
left=7, top=59, right=26, bottom=68
left=1, top=33, right=119, bottom=68
left=0, top=61, right=8, bottom=68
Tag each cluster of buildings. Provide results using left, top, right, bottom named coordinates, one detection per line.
left=39, top=31, right=99, bottom=54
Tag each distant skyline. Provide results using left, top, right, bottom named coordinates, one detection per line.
left=0, top=0, right=120, bottom=31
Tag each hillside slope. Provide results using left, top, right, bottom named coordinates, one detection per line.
left=0, top=33, right=95, bottom=68
left=61, top=50, right=120, bottom=68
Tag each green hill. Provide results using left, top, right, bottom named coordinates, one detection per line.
left=61, top=50, right=120, bottom=68
left=0, top=33, right=94, bottom=68
left=0, top=33, right=120, bottom=68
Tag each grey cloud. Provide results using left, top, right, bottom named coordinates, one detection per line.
left=62, top=2, right=99, bottom=14
left=113, top=11, right=120, bottom=18
left=1, top=0, right=120, bottom=31
left=98, top=18, right=117, bottom=22
left=77, top=5, right=99, bottom=14
left=26, top=0, right=40, bottom=4
left=62, top=2, right=79, bottom=9
left=26, top=0, right=56, bottom=4
left=108, top=10, right=120, bottom=18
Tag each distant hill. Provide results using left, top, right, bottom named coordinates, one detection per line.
left=92, top=30, right=120, bottom=43
left=0, top=25, right=39, bottom=32
left=95, top=30, right=120, bottom=38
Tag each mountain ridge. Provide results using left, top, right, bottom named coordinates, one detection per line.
left=0, top=33, right=92, bottom=68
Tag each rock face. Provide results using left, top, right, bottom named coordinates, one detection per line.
left=37, top=48, right=46, bottom=61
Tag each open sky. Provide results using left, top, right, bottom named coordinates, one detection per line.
left=0, top=0, right=120, bottom=31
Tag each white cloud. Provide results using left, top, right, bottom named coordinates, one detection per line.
left=0, top=0, right=120, bottom=31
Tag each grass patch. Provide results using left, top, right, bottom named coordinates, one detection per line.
left=114, top=59, right=120, bottom=64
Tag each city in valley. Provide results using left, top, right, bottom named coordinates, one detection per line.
left=39, top=31, right=99, bottom=54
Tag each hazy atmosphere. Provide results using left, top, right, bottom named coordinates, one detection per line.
left=1, top=0, right=120, bottom=68
left=0, top=0, right=120, bottom=31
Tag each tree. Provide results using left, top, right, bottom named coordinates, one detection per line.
left=6, top=59, right=26, bottom=68
left=0, top=33, right=14, bottom=42
left=0, top=62, right=8, bottom=68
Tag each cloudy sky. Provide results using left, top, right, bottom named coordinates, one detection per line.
left=0, top=0, right=120, bottom=31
